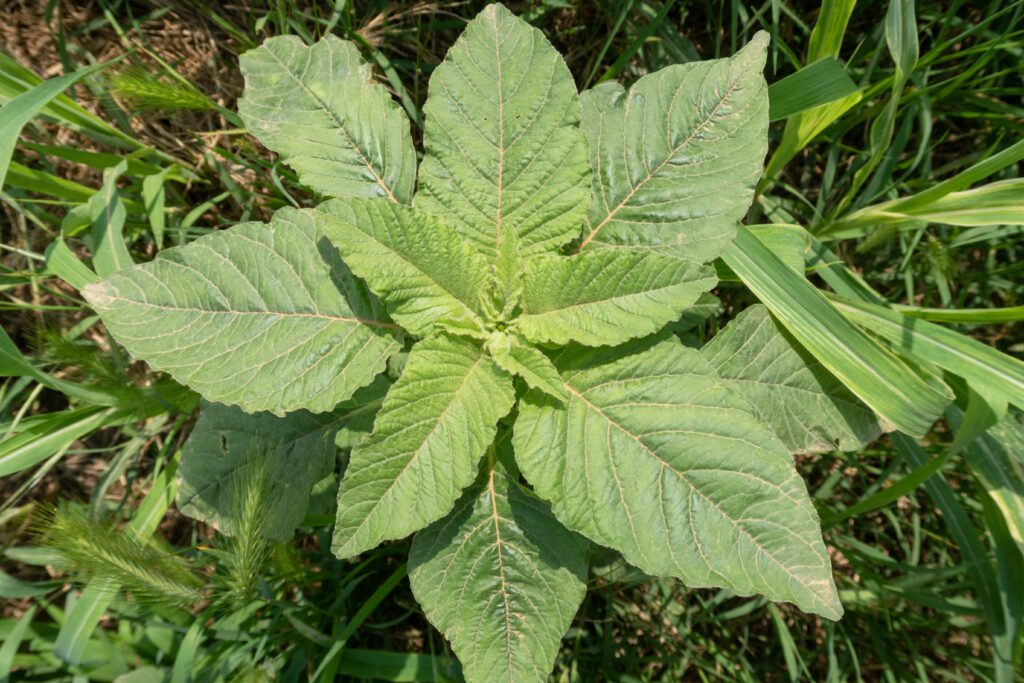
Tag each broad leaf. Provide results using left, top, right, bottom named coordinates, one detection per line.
left=514, top=338, right=842, bottom=619
left=416, top=3, right=590, bottom=265
left=409, top=460, right=587, bottom=683
left=487, top=332, right=568, bottom=401
left=576, top=32, right=769, bottom=262
left=333, top=334, right=516, bottom=558
left=238, top=35, right=415, bottom=202
left=318, top=199, right=490, bottom=336
left=703, top=305, right=883, bottom=453
left=83, top=208, right=400, bottom=415
left=178, top=379, right=386, bottom=542
left=513, top=251, right=716, bottom=347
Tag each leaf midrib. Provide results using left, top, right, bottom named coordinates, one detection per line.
left=562, top=380, right=834, bottom=612
left=335, top=349, right=493, bottom=555
left=90, top=292, right=399, bottom=329
left=519, top=265, right=708, bottom=317
left=486, top=464, right=516, bottom=682
left=576, top=74, right=745, bottom=252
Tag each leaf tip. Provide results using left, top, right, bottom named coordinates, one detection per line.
left=737, top=30, right=770, bottom=71
left=804, top=575, right=844, bottom=621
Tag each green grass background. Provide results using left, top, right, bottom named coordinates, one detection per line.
left=1, top=0, right=1022, bottom=681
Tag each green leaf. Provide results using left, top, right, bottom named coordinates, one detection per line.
left=0, top=61, right=109, bottom=190
left=766, top=57, right=858, bottom=122
left=715, top=224, right=808, bottom=280
left=576, top=32, right=768, bottom=262
left=409, top=460, right=587, bottom=683
left=824, top=178, right=1024, bottom=237
left=82, top=207, right=400, bottom=416
left=317, top=198, right=489, bottom=336
left=178, top=381, right=387, bottom=542
left=0, top=326, right=113, bottom=405
left=0, top=407, right=126, bottom=478
left=487, top=332, right=568, bottom=401
left=952, top=407, right=1024, bottom=558
left=238, top=35, right=415, bottom=203
left=513, top=251, right=716, bottom=347
left=671, top=291, right=720, bottom=334
left=514, top=338, right=842, bottom=619
left=88, top=161, right=131, bottom=277
left=891, top=434, right=1017, bottom=681
left=333, top=334, right=515, bottom=559
left=416, top=3, right=590, bottom=263
left=703, top=305, right=883, bottom=453
left=723, top=227, right=951, bottom=437
left=831, top=296, right=1023, bottom=411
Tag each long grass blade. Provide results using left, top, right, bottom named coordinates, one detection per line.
left=723, top=226, right=951, bottom=437
left=0, top=62, right=109, bottom=189
left=768, top=57, right=859, bottom=121
left=832, top=296, right=1024, bottom=411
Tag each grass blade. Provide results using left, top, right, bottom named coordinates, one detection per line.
left=831, top=296, right=1024, bottom=410
left=723, top=226, right=951, bottom=437
left=892, top=434, right=1016, bottom=682
left=768, top=57, right=859, bottom=121
left=0, top=605, right=37, bottom=683
left=312, top=562, right=409, bottom=681
left=0, top=62, right=109, bottom=189
left=952, top=407, right=1024, bottom=558
left=0, top=407, right=120, bottom=478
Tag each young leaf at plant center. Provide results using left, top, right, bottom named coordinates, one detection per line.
left=333, top=334, right=515, bottom=559
left=488, top=227, right=524, bottom=321
left=514, top=338, right=842, bottom=619
left=415, top=3, right=590, bottom=268
left=409, top=460, right=587, bottom=683
left=238, top=35, right=416, bottom=203
left=316, top=199, right=490, bottom=336
left=82, top=208, right=400, bottom=416
left=178, top=378, right=388, bottom=542
left=487, top=332, right=568, bottom=402
left=703, top=305, right=884, bottom=453
left=513, top=251, right=716, bottom=347
left=575, top=32, right=769, bottom=262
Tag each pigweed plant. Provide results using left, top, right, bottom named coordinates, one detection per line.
left=83, top=4, right=893, bottom=680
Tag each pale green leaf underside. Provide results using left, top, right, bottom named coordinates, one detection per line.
left=238, top=35, right=415, bottom=203
left=513, top=338, right=841, bottom=619
left=488, top=333, right=568, bottom=401
left=416, top=3, right=590, bottom=264
left=409, top=462, right=587, bottom=683
left=703, top=305, right=883, bottom=453
left=317, top=199, right=489, bottom=336
left=178, top=381, right=385, bottom=542
left=333, top=334, right=515, bottom=558
left=514, top=251, right=716, bottom=347
left=577, top=32, right=769, bottom=262
left=82, top=208, right=399, bottom=416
